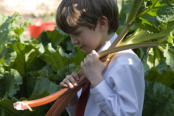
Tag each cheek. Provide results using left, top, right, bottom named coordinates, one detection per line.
left=86, top=40, right=98, bottom=50
left=81, top=34, right=100, bottom=51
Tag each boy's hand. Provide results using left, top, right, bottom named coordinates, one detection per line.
left=81, top=50, right=110, bottom=87
left=60, top=72, right=81, bottom=89
left=60, top=72, right=83, bottom=106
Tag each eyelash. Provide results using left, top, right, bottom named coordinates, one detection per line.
left=73, top=31, right=81, bottom=35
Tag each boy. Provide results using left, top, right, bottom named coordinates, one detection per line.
left=56, top=0, right=145, bottom=116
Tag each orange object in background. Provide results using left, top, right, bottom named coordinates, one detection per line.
left=28, top=18, right=55, bottom=39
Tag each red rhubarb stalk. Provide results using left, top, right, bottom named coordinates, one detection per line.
left=13, top=88, right=68, bottom=110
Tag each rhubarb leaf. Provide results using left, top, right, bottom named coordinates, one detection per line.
left=39, top=44, right=65, bottom=72
left=136, top=0, right=174, bottom=32
left=0, top=69, right=22, bottom=98
left=156, top=3, right=174, bottom=23
left=143, top=80, right=174, bottom=116
left=4, top=42, right=40, bottom=75
left=30, top=77, right=60, bottom=99
left=145, top=66, right=174, bottom=88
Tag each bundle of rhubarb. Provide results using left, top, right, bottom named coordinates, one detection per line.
left=13, top=0, right=174, bottom=115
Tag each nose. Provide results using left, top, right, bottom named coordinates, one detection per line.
left=71, top=36, right=79, bottom=45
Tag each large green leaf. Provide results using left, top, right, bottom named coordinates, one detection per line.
left=143, top=80, right=174, bottom=116
left=4, top=42, right=40, bottom=75
left=136, top=0, right=174, bottom=32
left=145, top=66, right=174, bottom=88
left=156, top=2, right=174, bottom=23
left=39, top=44, right=65, bottom=72
left=0, top=69, right=22, bottom=98
left=68, top=47, right=86, bottom=65
left=30, top=77, right=60, bottom=99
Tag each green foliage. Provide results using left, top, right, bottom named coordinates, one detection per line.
left=122, top=0, right=174, bottom=72
left=0, top=69, right=22, bottom=98
left=163, top=45, right=174, bottom=71
left=0, top=12, right=86, bottom=115
left=136, top=0, right=174, bottom=32
left=143, top=80, right=174, bottom=116
left=0, top=0, right=173, bottom=115
left=145, top=62, right=174, bottom=88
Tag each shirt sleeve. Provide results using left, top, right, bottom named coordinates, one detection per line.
left=66, top=104, right=77, bottom=116
left=90, top=53, right=145, bottom=116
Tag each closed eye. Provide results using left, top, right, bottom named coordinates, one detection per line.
left=72, top=31, right=82, bottom=35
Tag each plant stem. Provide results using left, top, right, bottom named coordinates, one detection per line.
left=14, top=88, right=68, bottom=110
left=110, top=24, right=131, bottom=48
left=99, top=42, right=159, bottom=58
left=127, top=0, right=144, bottom=25
left=109, top=0, right=144, bottom=48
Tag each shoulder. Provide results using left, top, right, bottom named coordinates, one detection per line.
left=106, top=49, right=143, bottom=73
left=114, top=49, right=140, bottom=62
left=102, top=49, right=144, bottom=92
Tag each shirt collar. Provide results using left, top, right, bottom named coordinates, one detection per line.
left=97, top=33, right=118, bottom=53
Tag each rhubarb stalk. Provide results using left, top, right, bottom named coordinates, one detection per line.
left=13, top=88, right=68, bottom=111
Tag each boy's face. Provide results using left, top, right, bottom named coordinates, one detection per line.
left=70, top=26, right=105, bottom=53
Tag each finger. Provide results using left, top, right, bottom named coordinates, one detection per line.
left=92, top=50, right=98, bottom=58
left=63, top=77, right=74, bottom=89
left=68, top=75, right=78, bottom=86
left=60, top=82, right=68, bottom=88
left=86, top=54, right=92, bottom=59
left=72, top=72, right=79, bottom=81
left=86, top=54, right=93, bottom=63
left=81, top=61, right=84, bottom=67
left=84, top=57, right=87, bottom=64
left=65, top=79, right=74, bottom=89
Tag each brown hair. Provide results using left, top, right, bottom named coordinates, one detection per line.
left=56, top=0, right=119, bottom=34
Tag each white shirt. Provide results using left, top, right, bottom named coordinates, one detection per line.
left=66, top=33, right=145, bottom=116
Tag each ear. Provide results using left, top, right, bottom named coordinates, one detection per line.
left=97, top=16, right=108, bottom=32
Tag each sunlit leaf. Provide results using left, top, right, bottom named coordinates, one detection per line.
left=164, top=45, right=174, bottom=71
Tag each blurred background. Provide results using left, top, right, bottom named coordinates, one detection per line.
left=0, top=0, right=62, bottom=39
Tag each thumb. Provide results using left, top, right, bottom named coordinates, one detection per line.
left=92, top=50, right=98, bottom=58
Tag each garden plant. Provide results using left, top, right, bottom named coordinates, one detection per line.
left=0, top=0, right=174, bottom=116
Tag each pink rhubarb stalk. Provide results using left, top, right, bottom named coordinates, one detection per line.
left=13, top=88, right=68, bottom=111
